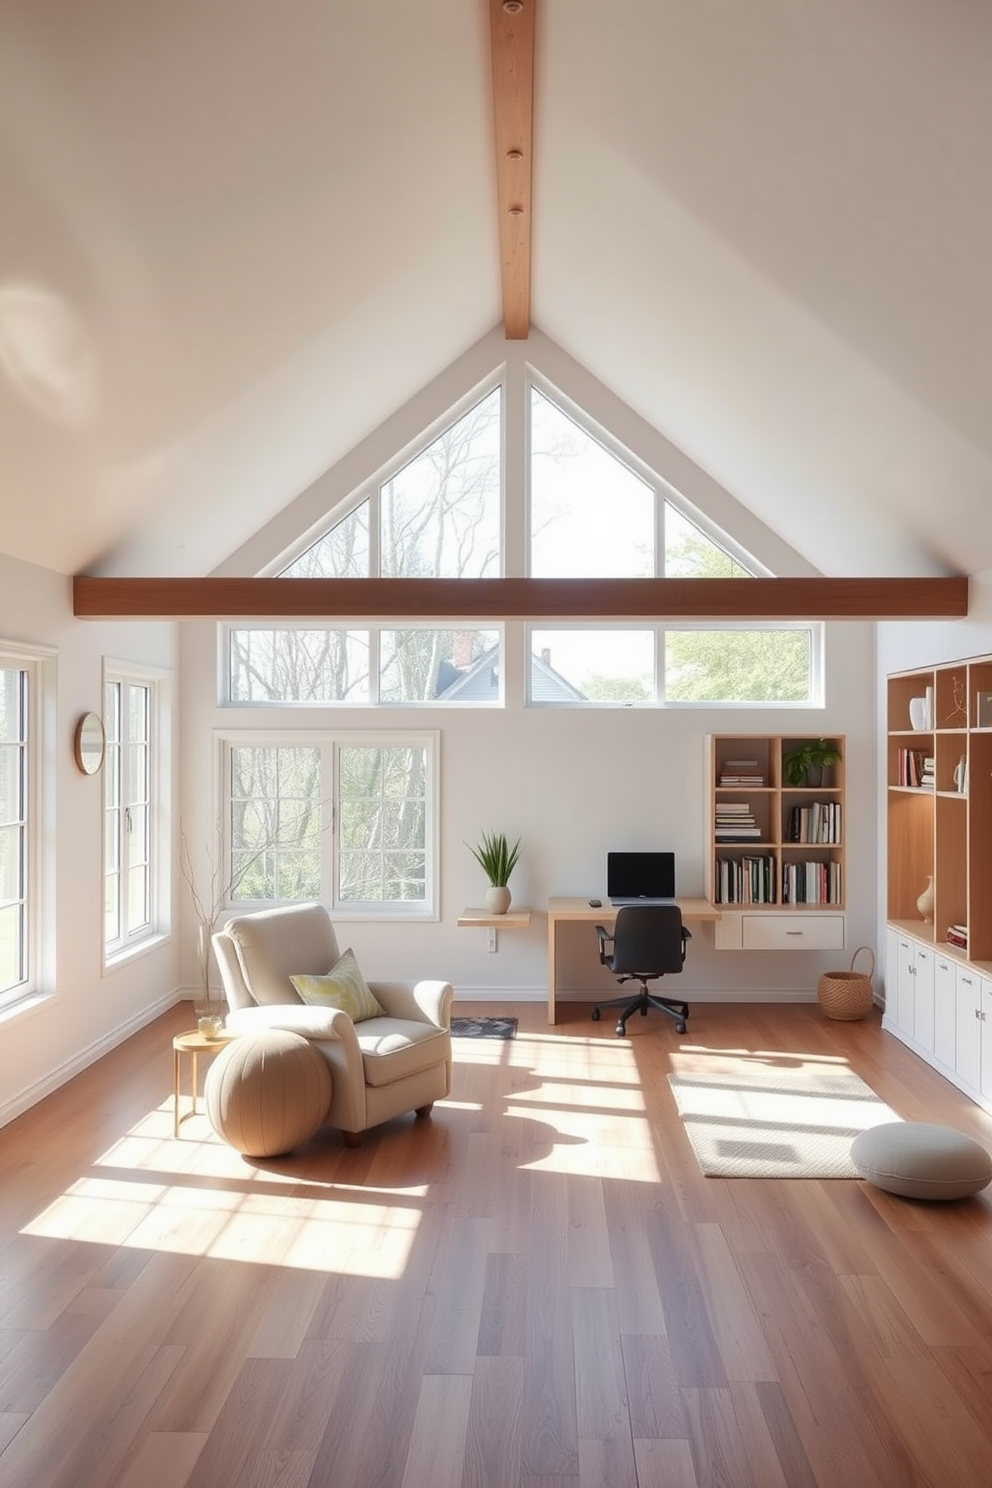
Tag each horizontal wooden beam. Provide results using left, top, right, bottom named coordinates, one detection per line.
left=73, top=575, right=968, bottom=621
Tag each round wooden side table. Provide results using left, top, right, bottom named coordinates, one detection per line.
left=173, top=1028, right=239, bottom=1137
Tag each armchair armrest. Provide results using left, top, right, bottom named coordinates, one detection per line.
left=371, top=979, right=453, bottom=1029
left=594, top=924, right=613, bottom=963
left=225, top=1003, right=349, bottom=1041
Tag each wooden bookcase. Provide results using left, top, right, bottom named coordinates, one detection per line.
left=887, top=655, right=992, bottom=964
left=705, top=734, right=846, bottom=909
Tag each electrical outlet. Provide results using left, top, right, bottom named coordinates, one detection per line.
left=487, top=927, right=497, bottom=953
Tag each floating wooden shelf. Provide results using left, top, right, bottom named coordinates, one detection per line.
left=457, top=908, right=532, bottom=928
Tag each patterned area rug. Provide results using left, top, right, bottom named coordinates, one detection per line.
left=450, top=1016, right=518, bottom=1039
left=668, top=1060, right=899, bottom=1178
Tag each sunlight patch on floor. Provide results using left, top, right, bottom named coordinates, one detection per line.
left=22, top=1103, right=427, bottom=1276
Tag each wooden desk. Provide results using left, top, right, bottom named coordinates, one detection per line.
left=546, top=896, right=721, bottom=1024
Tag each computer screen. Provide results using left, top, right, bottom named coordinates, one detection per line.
left=607, top=851, right=676, bottom=901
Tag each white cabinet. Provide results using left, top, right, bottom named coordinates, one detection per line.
left=954, top=966, right=982, bottom=1094
left=887, top=929, right=934, bottom=1050
left=933, top=952, right=956, bottom=1070
left=982, top=978, right=992, bottom=1105
left=913, top=944, right=935, bottom=1055
left=890, top=934, right=992, bottom=1114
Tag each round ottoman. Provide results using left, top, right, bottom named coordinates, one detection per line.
left=205, top=1030, right=332, bottom=1157
left=851, top=1121, right=992, bottom=1201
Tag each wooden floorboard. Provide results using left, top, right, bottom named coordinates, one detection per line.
left=2, top=999, right=992, bottom=1487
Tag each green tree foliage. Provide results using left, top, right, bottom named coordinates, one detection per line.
left=664, top=523, right=809, bottom=702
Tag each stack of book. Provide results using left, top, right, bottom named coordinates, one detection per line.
left=920, top=755, right=935, bottom=789
left=715, top=802, right=762, bottom=842
left=946, top=923, right=968, bottom=951
left=896, top=748, right=928, bottom=787
left=715, top=854, right=775, bottom=904
left=719, top=758, right=765, bottom=786
left=781, top=860, right=843, bottom=904
left=786, top=801, right=842, bottom=844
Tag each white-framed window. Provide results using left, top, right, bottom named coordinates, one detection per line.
left=224, top=625, right=502, bottom=706
left=527, top=624, right=822, bottom=706
left=0, top=658, right=31, bottom=1005
left=0, top=643, right=53, bottom=1011
left=104, top=664, right=169, bottom=958
left=222, top=731, right=438, bottom=916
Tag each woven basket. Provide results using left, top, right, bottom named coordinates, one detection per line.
left=817, top=946, right=875, bottom=1021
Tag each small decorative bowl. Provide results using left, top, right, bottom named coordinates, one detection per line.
left=197, top=1015, right=224, bottom=1040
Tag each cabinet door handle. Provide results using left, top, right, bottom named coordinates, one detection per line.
left=785, top=930, right=803, bottom=936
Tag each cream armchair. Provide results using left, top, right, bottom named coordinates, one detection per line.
left=212, top=902, right=453, bottom=1146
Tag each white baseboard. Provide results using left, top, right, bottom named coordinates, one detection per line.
left=452, top=986, right=819, bottom=1003
left=0, top=987, right=182, bottom=1130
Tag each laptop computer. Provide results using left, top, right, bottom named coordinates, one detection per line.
left=607, top=851, right=677, bottom=907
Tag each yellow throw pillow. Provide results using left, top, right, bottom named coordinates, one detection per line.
left=290, top=948, right=385, bottom=1022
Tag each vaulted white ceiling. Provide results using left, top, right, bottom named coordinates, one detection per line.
left=1, top=1, right=989, bottom=581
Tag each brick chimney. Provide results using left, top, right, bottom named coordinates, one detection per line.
left=453, top=630, right=473, bottom=668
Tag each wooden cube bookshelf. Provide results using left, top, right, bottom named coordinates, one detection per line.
left=888, top=655, right=992, bottom=962
left=705, top=734, right=846, bottom=910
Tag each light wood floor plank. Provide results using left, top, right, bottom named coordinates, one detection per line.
left=115, top=1431, right=208, bottom=1488
left=632, top=1437, right=699, bottom=1488
left=462, top=1354, right=524, bottom=1488
left=401, top=1372, right=472, bottom=1488
left=619, top=1331, right=687, bottom=1439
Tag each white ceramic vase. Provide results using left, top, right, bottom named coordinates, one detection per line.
left=916, top=875, right=935, bottom=923
left=485, top=885, right=512, bottom=915
left=908, top=696, right=929, bottom=731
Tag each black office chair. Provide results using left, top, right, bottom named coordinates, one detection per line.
left=591, top=905, right=691, bottom=1037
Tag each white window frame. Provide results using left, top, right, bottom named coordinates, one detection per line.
left=220, top=623, right=504, bottom=708
left=0, top=641, right=55, bottom=1014
left=103, top=660, right=171, bottom=965
left=660, top=621, right=825, bottom=708
left=219, top=729, right=440, bottom=920
left=524, top=621, right=824, bottom=709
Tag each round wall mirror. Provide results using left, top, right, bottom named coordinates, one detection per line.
left=73, top=712, right=105, bottom=775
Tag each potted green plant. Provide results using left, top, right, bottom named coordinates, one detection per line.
left=468, top=830, right=521, bottom=915
left=782, top=738, right=841, bottom=787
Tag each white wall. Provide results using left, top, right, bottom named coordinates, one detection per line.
left=183, top=614, right=877, bottom=1007
left=0, top=551, right=178, bottom=1126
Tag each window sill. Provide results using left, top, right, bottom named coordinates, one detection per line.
left=0, top=988, right=58, bottom=1028
left=103, top=930, right=171, bottom=975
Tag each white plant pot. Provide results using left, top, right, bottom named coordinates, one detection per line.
left=485, top=885, right=512, bottom=915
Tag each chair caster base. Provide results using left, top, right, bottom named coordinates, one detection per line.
left=616, top=1023, right=626, bottom=1037
left=675, top=1020, right=687, bottom=1034
left=591, top=1007, right=601, bottom=1021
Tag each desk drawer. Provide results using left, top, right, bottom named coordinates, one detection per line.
left=741, top=913, right=846, bottom=951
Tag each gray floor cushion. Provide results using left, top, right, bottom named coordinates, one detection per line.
left=851, top=1121, right=992, bottom=1201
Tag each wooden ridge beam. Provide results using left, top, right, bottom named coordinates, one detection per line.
left=73, top=575, right=968, bottom=621
left=490, top=0, right=535, bottom=339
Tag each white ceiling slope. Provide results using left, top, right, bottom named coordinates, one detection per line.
left=0, top=1, right=988, bottom=581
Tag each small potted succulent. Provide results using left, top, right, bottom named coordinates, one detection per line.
left=468, top=830, right=521, bottom=915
